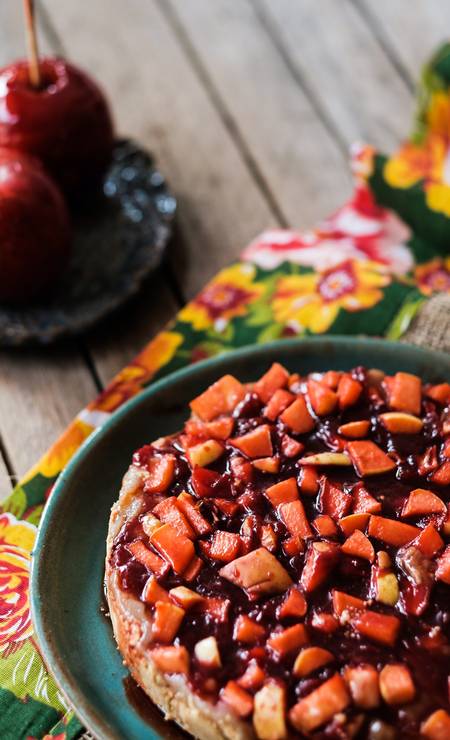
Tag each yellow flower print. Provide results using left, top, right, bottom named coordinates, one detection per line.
left=384, top=92, right=450, bottom=217
left=272, top=260, right=390, bottom=334
left=0, top=513, right=36, bottom=656
left=415, top=257, right=450, bottom=295
left=23, top=419, right=92, bottom=483
left=179, top=263, right=264, bottom=331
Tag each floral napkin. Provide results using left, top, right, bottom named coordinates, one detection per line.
left=0, top=43, right=449, bottom=740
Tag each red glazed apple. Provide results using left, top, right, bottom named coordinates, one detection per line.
left=0, top=148, right=71, bottom=303
left=0, top=57, right=114, bottom=200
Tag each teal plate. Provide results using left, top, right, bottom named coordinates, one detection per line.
left=31, top=337, right=450, bottom=740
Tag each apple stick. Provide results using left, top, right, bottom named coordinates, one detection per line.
left=22, top=0, right=41, bottom=88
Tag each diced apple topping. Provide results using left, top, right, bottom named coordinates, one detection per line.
left=280, top=396, right=315, bottom=434
left=194, top=636, right=221, bottom=668
left=150, top=523, right=195, bottom=574
left=237, top=660, right=266, bottom=691
left=253, top=681, right=287, bottom=740
left=142, top=576, right=170, bottom=605
left=337, top=374, right=363, bottom=409
left=388, top=372, right=422, bottom=416
left=332, top=590, right=366, bottom=620
left=144, top=454, right=176, bottom=493
left=230, top=425, right=273, bottom=458
left=300, top=541, right=340, bottom=592
left=153, top=497, right=196, bottom=539
left=298, top=452, right=351, bottom=466
left=312, top=514, right=338, bottom=537
left=401, top=488, right=446, bottom=517
left=342, top=529, right=375, bottom=562
left=379, top=664, right=415, bottom=705
left=368, top=515, right=419, bottom=546
left=141, top=513, right=163, bottom=538
left=339, top=512, right=370, bottom=537
left=344, top=664, right=380, bottom=708
left=150, top=601, right=185, bottom=643
left=278, top=586, right=307, bottom=619
left=289, top=674, right=350, bottom=733
left=379, top=411, right=423, bottom=434
left=347, top=441, right=396, bottom=476
left=150, top=645, right=189, bottom=674
left=169, top=586, right=204, bottom=609
left=190, top=374, right=245, bottom=421
left=252, top=456, right=280, bottom=473
left=421, top=709, right=450, bottom=740
left=233, top=615, right=266, bottom=643
left=126, top=540, right=169, bottom=579
left=351, top=610, right=400, bottom=646
left=337, top=420, right=370, bottom=438
left=266, top=624, right=308, bottom=657
left=264, top=389, right=295, bottom=421
left=318, top=477, right=352, bottom=520
left=186, top=439, right=224, bottom=467
left=279, top=499, right=313, bottom=539
left=264, top=477, right=298, bottom=507
left=293, top=646, right=333, bottom=677
left=206, top=530, right=242, bottom=562
left=254, top=362, right=290, bottom=404
left=221, top=681, right=253, bottom=718
left=307, top=379, right=338, bottom=416
left=176, top=491, right=212, bottom=535
left=435, top=545, right=450, bottom=584
left=219, top=547, right=292, bottom=599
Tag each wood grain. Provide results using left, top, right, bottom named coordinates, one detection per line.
left=256, top=0, right=413, bottom=151
left=355, top=0, right=450, bottom=83
left=165, top=0, right=351, bottom=228
left=0, top=2, right=98, bottom=477
left=41, top=0, right=277, bottom=298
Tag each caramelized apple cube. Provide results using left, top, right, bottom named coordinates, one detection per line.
left=265, top=477, right=299, bottom=507
left=190, top=374, right=245, bottom=421
left=260, top=523, right=278, bottom=552
left=278, top=586, right=307, bottom=619
left=280, top=434, right=304, bottom=458
left=421, top=709, right=450, bottom=740
left=379, top=412, right=423, bottom=434
left=289, top=673, right=350, bottom=733
left=431, top=461, right=450, bottom=485
left=169, top=586, right=204, bottom=609
left=414, top=523, right=444, bottom=558
left=150, top=523, right=195, bottom=574
left=253, top=456, right=280, bottom=473
left=150, top=601, right=185, bottom=643
left=254, top=362, right=290, bottom=403
left=144, top=454, right=176, bottom=493
left=426, top=383, right=450, bottom=404
left=368, top=515, right=419, bottom=546
left=141, top=513, right=163, bottom=538
left=342, top=529, right=375, bottom=562
left=312, top=514, right=338, bottom=537
left=318, top=477, right=352, bottom=520
left=379, top=664, right=415, bottom=705
left=237, top=660, right=266, bottom=691
left=233, top=615, right=266, bottom=643
left=332, top=590, right=366, bottom=619
left=352, top=483, right=382, bottom=514
left=389, top=372, right=421, bottom=416
left=279, top=499, right=313, bottom=539
left=339, top=512, right=370, bottom=536
left=142, top=576, right=170, bottom=605
left=264, top=388, right=295, bottom=421
left=307, top=379, right=338, bottom=416
left=337, top=420, right=370, bottom=438
left=300, top=541, right=340, bottom=592
left=221, top=681, right=253, bottom=718
left=280, top=395, right=315, bottom=434
left=351, top=609, right=400, bottom=646
left=208, top=531, right=242, bottom=562
left=126, top=540, right=169, bottom=579
left=230, top=424, right=273, bottom=459
left=176, top=492, right=212, bottom=535
left=435, top=545, right=450, bottom=584
left=150, top=645, right=189, bottom=674
left=298, top=465, right=319, bottom=495
left=267, top=624, right=308, bottom=657
left=337, top=374, right=362, bottom=409
left=219, top=547, right=292, bottom=600
left=401, top=488, right=445, bottom=517
left=186, top=439, right=224, bottom=467
left=253, top=681, right=287, bottom=740
left=347, top=440, right=396, bottom=476
left=194, top=635, right=221, bottom=668
left=153, top=497, right=195, bottom=539
left=344, top=664, right=380, bottom=708
left=293, top=646, right=333, bottom=677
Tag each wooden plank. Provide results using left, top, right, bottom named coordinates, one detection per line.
left=87, top=270, right=178, bottom=386
left=355, top=0, right=450, bottom=82
left=164, top=0, right=351, bottom=228
left=41, top=0, right=277, bottom=298
left=256, top=0, right=413, bottom=151
left=0, top=452, right=13, bottom=502
left=0, top=3, right=98, bottom=477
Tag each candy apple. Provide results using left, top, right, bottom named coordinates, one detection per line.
left=0, top=57, right=114, bottom=200
left=0, top=148, right=71, bottom=303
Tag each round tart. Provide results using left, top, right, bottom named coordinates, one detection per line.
left=106, top=364, right=450, bottom=739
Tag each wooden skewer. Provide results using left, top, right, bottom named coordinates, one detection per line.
left=22, top=0, right=41, bottom=88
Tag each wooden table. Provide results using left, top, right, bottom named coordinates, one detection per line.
left=0, top=0, right=448, bottom=495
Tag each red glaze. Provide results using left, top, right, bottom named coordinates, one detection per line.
left=0, top=148, right=71, bottom=302
left=0, top=57, right=114, bottom=199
